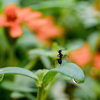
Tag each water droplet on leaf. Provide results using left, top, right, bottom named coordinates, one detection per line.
left=73, top=79, right=82, bottom=84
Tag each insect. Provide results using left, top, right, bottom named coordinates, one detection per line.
left=55, top=49, right=68, bottom=64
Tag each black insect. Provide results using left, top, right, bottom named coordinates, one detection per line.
left=55, top=49, right=68, bottom=64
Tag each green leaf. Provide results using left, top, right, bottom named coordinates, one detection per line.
left=35, top=70, right=45, bottom=81
left=11, top=92, right=25, bottom=98
left=40, top=56, right=52, bottom=69
left=29, top=49, right=54, bottom=58
left=87, top=32, right=99, bottom=52
left=28, top=0, right=74, bottom=10
left=16, top=26, right=42, bottom=49
left=11, top=92, right=36, bottom=100
left=35, top=69, right=48, bottom=87
left=0, top=67, right=38, bottom=81
left=0, top=74, right=4, bottom=82
left=1, top=81, right=37, bottom=92
left=66, top=39, right=84, bottom=51
left=1, top=0, right=20, bottom=8
left=43, top=63, right=85, bottom=86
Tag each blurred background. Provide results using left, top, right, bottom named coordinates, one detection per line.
left=0, top=0, right=100, bottom=100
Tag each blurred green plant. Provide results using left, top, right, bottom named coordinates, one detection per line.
left=0, top=0, right=100, bottom=100
left=0, top=62, right=84, bottom=100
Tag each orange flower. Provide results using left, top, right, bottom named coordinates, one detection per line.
left=26, top=16, right=54, bottom=31
left=22, top=11, right=43, bottom=23
left=90, top=53, right=100, bottom=78
left=26, top=16, right=63, bottom=42
left=69, top=43, right=92, bottom=67
left=0, top=4, right=63, bottom=41
left=17, top=7, right=33, bottom=22
left=4, top=5, right=18, bottom=22
left=37, top=25, right=62, bottom=40
left=0, top=16, right=6, bottom=27
left=0, top=4, right=22, bottom=38
left=94, top=0, right=100, bottom=12
left=93, top=53, right=100, bottom=69
left=9, top=23, right=23, bottom=38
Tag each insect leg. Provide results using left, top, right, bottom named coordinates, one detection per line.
left=63, top=54, right=70, bottom=63
left=52, top=59, right=58, bottom=67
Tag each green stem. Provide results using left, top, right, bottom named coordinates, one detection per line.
left=43, top=79, right=56, bottom=100
left=3, top=27, right=18, bottom=66
left=24, top=57, right=38, bottom=70
left=9, top=45, right=14, bottom=65
left=37, top=87, right=44, bottom=100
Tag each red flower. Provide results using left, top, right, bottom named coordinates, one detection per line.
left=69, top=43, right=92, bottom=67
